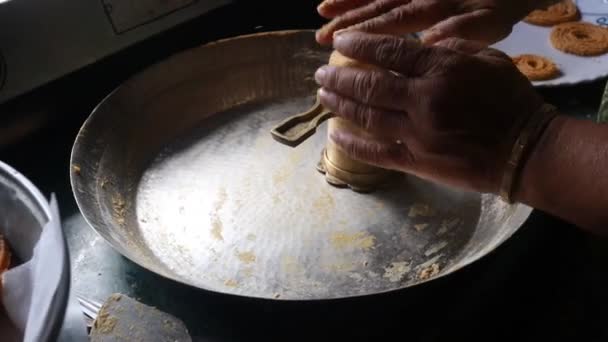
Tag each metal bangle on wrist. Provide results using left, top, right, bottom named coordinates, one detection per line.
left=500, top=103, right=558, bottom=203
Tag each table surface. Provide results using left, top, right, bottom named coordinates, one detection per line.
left=2, top=2, right=608, bottom=341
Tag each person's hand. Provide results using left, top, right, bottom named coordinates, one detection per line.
left=314, top=31, right=544, bottom=194
left=315, top=0, right=559, bottom=46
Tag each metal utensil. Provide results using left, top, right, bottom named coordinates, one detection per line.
left=76, top=296, right=101, bottom=329
left=70, top=30, right=532, bottom=301
left=270, top=95, right=334, bottom=147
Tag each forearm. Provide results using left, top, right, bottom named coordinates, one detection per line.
left=514, top=115, right=608, bottom=234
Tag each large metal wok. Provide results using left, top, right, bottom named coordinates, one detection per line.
left=70, top=30, right=532, bottom=300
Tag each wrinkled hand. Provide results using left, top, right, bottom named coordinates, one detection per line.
left=316, top=0, right=558, bottom=45
left=315, top=31, right=543, bottom=194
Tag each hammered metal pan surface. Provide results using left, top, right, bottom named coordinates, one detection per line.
left=70, top=30, right=532, bottom=300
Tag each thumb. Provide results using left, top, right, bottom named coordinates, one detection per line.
left=421, top=9, right=512, bottom=46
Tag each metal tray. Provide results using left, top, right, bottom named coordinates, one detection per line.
left=70, top=30, right=532, bottom=300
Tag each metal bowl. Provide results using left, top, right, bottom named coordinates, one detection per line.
left=0, top=161, right=70, bottom=341
left=70, top=30, right=532, bottom=300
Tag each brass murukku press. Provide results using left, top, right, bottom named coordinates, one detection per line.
left=271, top=50, right=393, bottom=192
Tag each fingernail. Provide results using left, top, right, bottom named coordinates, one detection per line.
left=329, top=130, right=346, bottom=145
left=317, top=88, right=334, bottom=107
left=328, top=131, right=339, bottom=143
left=317, top=87, right=327, bottom=99
left=421, top=28, right=440, bottom=45
left=315, top=67, right=328, bottom=84
left=334, top=29, right=347, bottom=37
left=315, top=29, right=324, bottom=42
left=333, top=29, right=349, bottom=43
left=316, top=26, right=334, bottom=45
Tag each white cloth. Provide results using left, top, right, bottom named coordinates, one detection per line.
left=1, top=195, right=88, bottom=342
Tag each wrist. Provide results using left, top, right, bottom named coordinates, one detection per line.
left=511, top=114, right=569, bottom=204
left=498, top=104, right=558, bottom=203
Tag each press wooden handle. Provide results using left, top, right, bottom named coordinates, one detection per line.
left=270, top=95, right=334, bottom=147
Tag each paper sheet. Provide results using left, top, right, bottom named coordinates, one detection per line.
left=1, top=195, right=88, bottom=342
